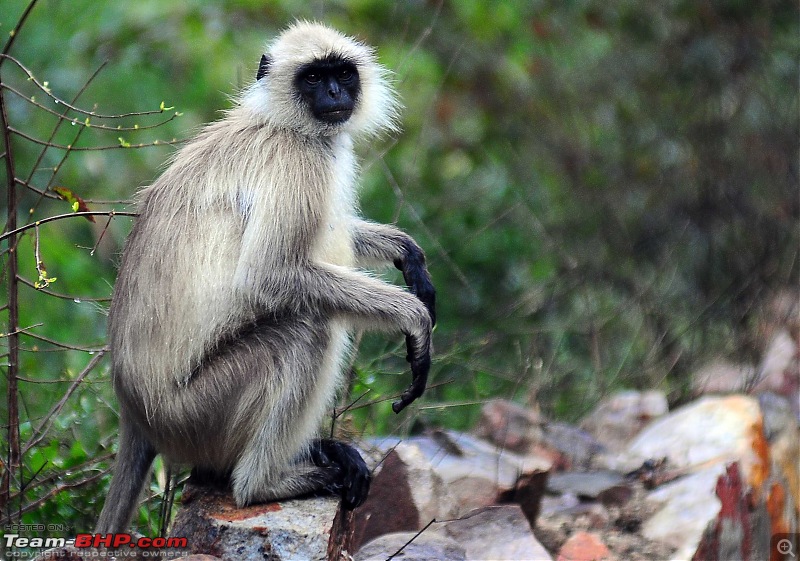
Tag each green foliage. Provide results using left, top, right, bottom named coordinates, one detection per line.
left=1, top=0, right=797, bottom=535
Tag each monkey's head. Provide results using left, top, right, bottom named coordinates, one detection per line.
left=243, top=22, right=400, bottom=138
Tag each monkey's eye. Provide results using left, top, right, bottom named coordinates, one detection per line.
left=338, top=68, right=353, bottom=81
left=304, top=72, right=321, bottom=85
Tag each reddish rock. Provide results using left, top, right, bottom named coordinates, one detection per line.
left=169, top=483, right=354, bottom=560
left=556, top=531, right=614, bottom=561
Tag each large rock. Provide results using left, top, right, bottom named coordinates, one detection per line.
left=580, top=390, right=668, bottom=453
left=371, top=432, right=551, bottom=525
left=436, top=505, right=553, bottom=561
left=169, top=484, right=354, bottom=560
left=354, top=532, right=466, bottom=561
left=475, top=399, right=605, bottom=469
left=352, top=445, right=457, bottom=551
left=616, top=394, right=799, bottom=560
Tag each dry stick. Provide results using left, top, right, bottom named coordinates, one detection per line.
left=386, top=518, right=438, bottom=560
left=14, top=177, right=133, bottom=206
left=0, top=29, right=24, bottom=528
left=21, top=350, right=107, bottom=457
left=18, top=331, right=104, bottom=353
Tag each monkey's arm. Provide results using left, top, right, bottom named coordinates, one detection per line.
left=242, top=259, right=432, bottom=412
left=351, top=220, right=436, bottom=326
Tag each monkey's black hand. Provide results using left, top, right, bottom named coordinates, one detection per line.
left=394, top=241, right=436, bottom=326
left=309, top=439, right=371, bottom=510
left=392, top=333, right=431, bottom=414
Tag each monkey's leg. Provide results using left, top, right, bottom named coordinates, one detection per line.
left=95, top=417, right=156, bottom=533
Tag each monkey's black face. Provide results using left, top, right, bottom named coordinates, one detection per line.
left=295, top=56, right=360, bottom=124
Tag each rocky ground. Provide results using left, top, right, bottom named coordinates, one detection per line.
left=38, top=290, right=799, bottom=561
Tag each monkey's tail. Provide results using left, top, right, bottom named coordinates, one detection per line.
left=95, top=418, right=157, bottom=533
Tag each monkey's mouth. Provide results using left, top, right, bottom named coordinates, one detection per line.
left=318, top=109, right=353, bottom=123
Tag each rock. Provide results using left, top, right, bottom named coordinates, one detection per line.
left=354, top=532, right=466, bottom=561
left=752, top=330, right=800, bottom=417
left=640, top=462, right=732, bottom=555
left=539, top=422, right=607, bottom=470
left=556, top=531, right=613, bottom=561
left=497, top=468, right=549, bottom=527
left=621, top=395, right=768, bottom=484
left=169, top=484, right=354, bottom=560
left=691, top=463, right=755, bottom=561
left=474, top=399, right=606, bottom=469
left=620, top=394, right=799, bottom=560
left=547, top=471, right=625, bottom=500
left=580, top=390, right=668, bottom=453
left=352, top=446, right=456, bottom=551
left=474, top=398, right=543, bottom=453
left=691, top=360, right=757, bottom=395
left=372, top=432, right=551, bottom=523
left=436, top=505, right=553, bottom=561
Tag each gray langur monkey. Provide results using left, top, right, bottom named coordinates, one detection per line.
left=95, top=22, right=435, bottom=533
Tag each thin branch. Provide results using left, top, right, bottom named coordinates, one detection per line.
left=0, top=54, right=177, bottom=119
left=17, top=331, right=105, bottom=353
left=22, top=350, right=107, bottom=457
left=1, top=211, right=137, bottom=242
left=15, top=452, right=114, bottom=497
left=15, top=177, right=132, bottom=205
left=0, top=0, right=39, bottom=58
left=387, top=519, right=438, bottom=560
left=8, top=125, right=179, bottom=151
left=347, top=378, right=455, bottom=412
left=17, top=276, right=111, bottom=302
left=1, top=83, right=182, bottom=131
left=0, top=467, right=111, bottom=526
left=22, top=58, right=108, bottom=216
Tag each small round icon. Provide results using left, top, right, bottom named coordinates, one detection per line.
left=778, top=538, right=796, bottom=558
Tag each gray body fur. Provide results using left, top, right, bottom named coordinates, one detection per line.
left=96, top=23, right=433, bottom=533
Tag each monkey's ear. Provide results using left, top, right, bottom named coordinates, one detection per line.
left=256, top=54, right=272, bottom=81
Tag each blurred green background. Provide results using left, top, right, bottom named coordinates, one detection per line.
left=1, top=0, right=797, bottom=534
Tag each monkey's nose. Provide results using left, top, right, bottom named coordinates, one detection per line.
left=327, top=79, right=341, bottom=99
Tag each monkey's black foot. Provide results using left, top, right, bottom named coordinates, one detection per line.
left=309, top=439, right=371, bottom=510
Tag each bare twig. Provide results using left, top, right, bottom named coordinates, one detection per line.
left=22, top=350, right=107, bottom=457
left=387, top=518, right=438, bottom=560
left=2, top=83, right=182, bottom=131
left=17, top=276, right=111, bottom=302
left=0, top=54, right=178, bottom=120
left=0, top=210, right=137, bottom=242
